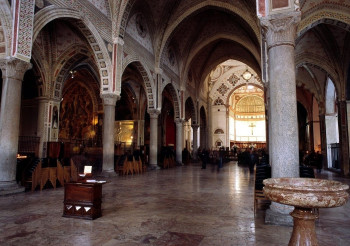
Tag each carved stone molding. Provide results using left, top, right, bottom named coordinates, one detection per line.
left=0, top=57, right=32, bottom=81
left=148, top=109, right=161, bottom=118
left=260, top=11, right=301, bottom=50
left=113, top=36, right=124, bottom=46
left=175, top=118, right=185, bottom=125
left=155, top=67, right=163, bottom=74
left=101, top=93, right=120, bottom=106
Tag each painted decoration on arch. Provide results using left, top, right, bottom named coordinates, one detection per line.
left=86, top=0, right=109, bottom=16
left=12, top=0, right=35, bottom=62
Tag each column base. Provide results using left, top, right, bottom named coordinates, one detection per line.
left=148, top=164, right=160, bottom=170
left=265, top=202, right=294, bottom=226
left=98, top=169, right=118, bottom=178
left=0, top=181, right=25, bottom=196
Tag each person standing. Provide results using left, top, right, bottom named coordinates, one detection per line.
left=201, top=148, right=209, bottom=169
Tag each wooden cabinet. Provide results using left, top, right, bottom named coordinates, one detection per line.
left=63, top=182, right=103, bottom=220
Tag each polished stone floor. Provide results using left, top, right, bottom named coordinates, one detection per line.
left=0, top=161, right=349, bottom=246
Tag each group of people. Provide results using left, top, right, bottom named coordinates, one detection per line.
left=197, top=147, right=226, bottom=170
left=237, top=148, right=269, bottom=173
left=300, top=150, right=323, bottom=172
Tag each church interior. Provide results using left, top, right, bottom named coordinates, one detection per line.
left=1, top=0, right=350, bottom=245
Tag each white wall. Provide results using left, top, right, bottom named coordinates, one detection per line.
left=212, top=105, right=227, bottom=148
left=235, top=120, right=266, bottom=142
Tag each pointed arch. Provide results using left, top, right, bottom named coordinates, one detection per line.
left=114, top=0, right=136, bottom=39
left=200, top=106, right=207, bottom=148
left=156, top=1, right=260, bottom=67
left=122, top=58, right=155, bottom=110
left=185, top=96, right=197, bottom=125
left=296, top=54, right=341, bottom=99
left=51, top=45, right=99, bottom=100
left=33, top=6, right=112, bottom=91
left=298, top=10, right=350, bottom=37
left=162, top=83, right=180, bottom=120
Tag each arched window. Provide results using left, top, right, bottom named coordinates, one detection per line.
left=214, top=98, right=224, bottom=105
left=214, top=128, right=224, bottom=134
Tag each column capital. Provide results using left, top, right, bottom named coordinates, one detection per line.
left=191, top=124, right=199, bottom=130
left=175, top=118, right=185, bottom=125
left=260, top=11, right=301, bottom=50
left=148, top=109, right=161, bottom=118
left=113, top=37, right=124, bottom=45
left=155, top=67, right=163, bottom=74
left=101, top=93, right=120, bottom=106
left=0, top=57, right=32, bottom=81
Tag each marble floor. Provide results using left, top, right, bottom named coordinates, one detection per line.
left=0, top=162, right=350, bottom=246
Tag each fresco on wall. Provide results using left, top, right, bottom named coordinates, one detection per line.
left=59, top=84, right=95, bottom=140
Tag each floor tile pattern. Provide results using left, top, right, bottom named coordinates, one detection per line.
left=0, top=162, right=349, bottom=246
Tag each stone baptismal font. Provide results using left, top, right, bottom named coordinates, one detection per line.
left=263, top=178, right=349, bottom=246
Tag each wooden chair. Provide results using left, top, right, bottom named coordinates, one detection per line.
left=31, top=161, right=42, bottom=192
left=63, top=165, right=71, bottom=183
left=137, top=158, right=143, bottom=174
left=115, top=155, right=126, bottom=175
left=49, top=166, right=57, bottom=189
left=163, top=157, right=169, bottom=169
left=133, top=157, right=140, bottom=174
left=123, top=155, right=134, bottom=175
left=254, top=165, right=271, bottom=215
left=40, top=166, right=50, bottom=190
left=70, top=159, right=79, bottom=182
left=57, top=160, right=65, bottom=186
left=170, top=156, right=175, bottom=167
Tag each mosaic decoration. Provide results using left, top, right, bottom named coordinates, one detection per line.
left=228, top=74, right=240, bottom=86
left=217, top=83, right=229, bottom=96
left=134, top=62, right=155, bottom=110
left=164, top=83, right=180, bottom=119
left=59, top=0, right=111, bottom=41
left=12, top=0, right=35, bottom=62
left=117, top=0, right=135, bottom=38
left=298, top=10, right=350, bottom=35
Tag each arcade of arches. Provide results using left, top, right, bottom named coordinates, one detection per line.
left=1, top=0, right=350, bottom=232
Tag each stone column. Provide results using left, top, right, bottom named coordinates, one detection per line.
left=319, top=113, right=327, bottom=169
left=265, top=86, right=270, bottom=152
left=175, top=119, right=184, bottom=164
left=308, top=117, right=314, bottom=152
left=192, top=124, right=199, bottom=160
left=0, top=58, right=31, bottom=195
left=148, top=109, right=160, bottom=169
left=101, top=93, right=119, bottom=176
left=137, top=120, right=145, bottom=147
left=207, top=98, right=213, bottom=148
left=337, top=100, right=349, bottom=176
left=36, top=97, right=49, bottom=158
left=226, top=106, right=230, bottom=148
left=261, top=11, right=301, bottom=226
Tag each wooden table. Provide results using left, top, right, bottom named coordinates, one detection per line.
left=63, top=182, right=104, bottom=220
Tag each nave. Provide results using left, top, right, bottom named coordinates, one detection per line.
left=0, top=162, right=349, bottom=246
